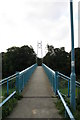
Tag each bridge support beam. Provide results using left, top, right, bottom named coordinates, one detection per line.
left=70, top=1, right=76, bottom=111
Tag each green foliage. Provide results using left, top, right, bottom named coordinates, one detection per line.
left=2, top=45, right=36, bottom=118
left=55, top=97, right=71, bottom=119
left=55, top=99, right=65, bottom=116
left=43, top=45, right=80, bottom=77
left=2, top=45, right=36, bottom=78
left=43, top=45, right=70, bottom=76
left=45, top=46, right=80, bottom=119
left=14, top=92, right=23, bottom=100
left=2, top=92, right=23, bottom=119
left=72, top=98, right=80, bottom=120
left=2, top=97, right=17, bottom=118
left=55, top=96, right=80, bottom=120
left=75, top=48, right=80, bottom=77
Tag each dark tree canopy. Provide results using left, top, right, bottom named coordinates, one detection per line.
left=2, top=45, right=36, bottom=78
left=43, top=46, right=70, bottom=76
left=2, top=44, right=80, bottom=81
left=43, top=45, right=80, bottom=79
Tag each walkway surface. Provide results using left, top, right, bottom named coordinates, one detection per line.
left=8, top=66, right=62, bottom=118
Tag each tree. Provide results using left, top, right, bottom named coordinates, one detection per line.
left=2, top=45, right=36, bottom=78
left=43, top=45, right=70, bottom=76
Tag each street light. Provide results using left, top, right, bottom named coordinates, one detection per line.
left=70, top=1, right=76, bottom=111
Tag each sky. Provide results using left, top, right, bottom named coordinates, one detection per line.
left=0, top=0, right=79, bottom=57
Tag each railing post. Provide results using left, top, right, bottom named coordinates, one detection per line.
left=16, top=72, right=20, bottom=93
left=54, top=71, right=58, bottom=95
left=7, top=79, right=9, bottom=96
left=70, top=1, right=76, bottom=111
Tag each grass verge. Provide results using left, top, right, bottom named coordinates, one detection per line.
left=2, top=92, right=23, bottom=119
left=55, top=96, right=80, bottom=120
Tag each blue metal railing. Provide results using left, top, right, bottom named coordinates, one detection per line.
left=42, top=64, right=58, bottom=94
left=0, top=63, right=37, bottom=107
left=42, top=63, right=80, bottom=120
left=16, top=64, right=37, bottom=92
left=58, top=72, right=70, bottom=97
left=42, top=64, right=55, bottom=91
left=57, top=90, right=75, bottom=120
left=58, top=72, right=80, bottom=98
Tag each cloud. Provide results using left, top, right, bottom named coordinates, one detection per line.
left=0, top=0, right=78, bottom=57
left=25, top=1, right=68, bottom=21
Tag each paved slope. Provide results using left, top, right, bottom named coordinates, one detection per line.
left=8, top=66, right=62, bottom=118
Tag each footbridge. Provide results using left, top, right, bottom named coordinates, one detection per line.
left=0, top=63, right=80, bottom=120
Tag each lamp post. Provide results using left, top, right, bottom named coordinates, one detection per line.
left=70, top=1, right=76, bottom=111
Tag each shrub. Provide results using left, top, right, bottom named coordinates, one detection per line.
left=2, top=92, right=23, bottom=119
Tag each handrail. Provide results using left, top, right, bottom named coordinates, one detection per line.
left=20, top=64, right=36, bottom=74
left=0, top=64, right=37, bottom=84
left=0, top=76, right=16, bottom=86
left=0, top=73, right=17, bottom=83
left=58, top=72, right=70, bottom=80
left=0, top=91, right=16, bottom=107
left=43, top=63, right=80, bottom=88
left=43, top=64, right=55, bottom=74
left=57, top=90, right=75, bottom=120
left=42, top=63, right=78, bottom=120
left=58, top=72, right=80, bottom=87
left=0, top=63, right=37, bottom=107
left=76, top=81, right=80, bottom=87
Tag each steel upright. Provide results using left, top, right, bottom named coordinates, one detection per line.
left=70, top=1, right=76, bottom=111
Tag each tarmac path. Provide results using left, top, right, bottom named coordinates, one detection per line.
left=8, top=66, right=62, bottom=119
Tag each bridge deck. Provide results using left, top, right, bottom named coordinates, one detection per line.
left=8, top=66, right=62, bottom=118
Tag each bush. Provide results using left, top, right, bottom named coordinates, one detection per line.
left=14, top=92, right=23, bottom=100
left=55, top=99, right=65, bottom=116
left=2, top=97, right=17, bottom=118
left=2, top=92, right=23, bottom=119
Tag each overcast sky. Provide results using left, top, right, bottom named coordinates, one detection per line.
left=0, top=0, right=79, bottom=57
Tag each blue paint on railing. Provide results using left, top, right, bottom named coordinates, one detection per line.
left=57, top=90, right=75, bottom=120
left=0, top=63, right=37, bottom=107
left=0, top=73, right=17, bottom=84
left=42, top=63, right=80, bottom=120
left=58, top=72, right=70, bottom=80
left=16, top=63, right=37, bottom=93
left=42, top=64, right=55, bottom=92
left=0, top=91, right=16, bottom=107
